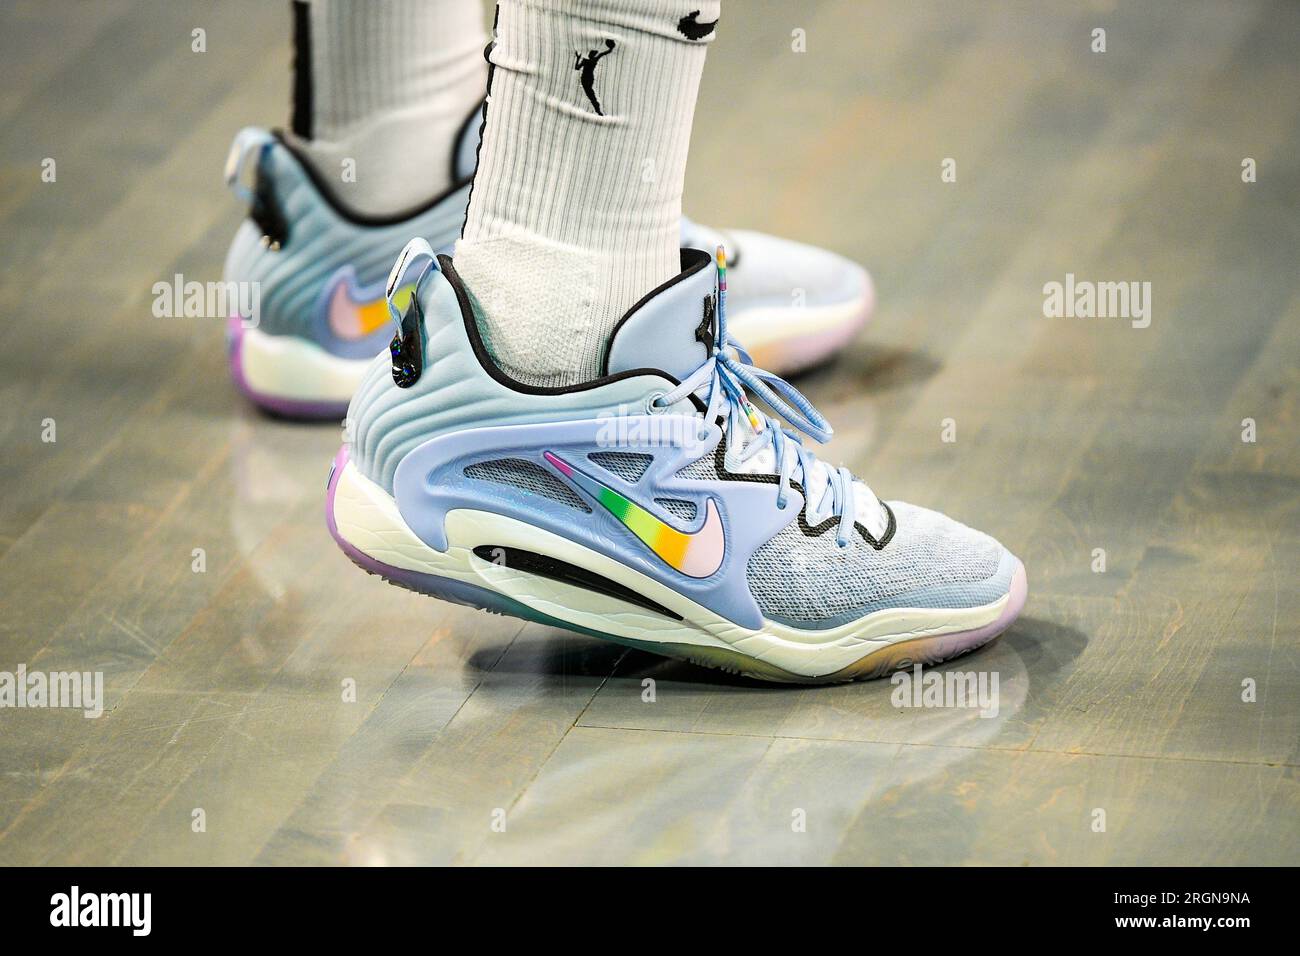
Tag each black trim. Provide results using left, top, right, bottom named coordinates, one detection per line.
left=472, top=546, right=683, bottom=620
left=799, top=496, right=896, bottom=549
left=601, top=249, right=713, bottom=376
left=682, top=231, right=741, bottom=269
left=251, top=165, right=288, bottom=247
left=436, top=253, right=686, bottom=398
left=449, top=96, right=485, bottom=187
left=693, top=441, right=896, bottom=550
left=290, top=1, right=312, bottom=140
left=460, top=6, right=499, bottom=240
left=271, top=130, right=473, bottom=228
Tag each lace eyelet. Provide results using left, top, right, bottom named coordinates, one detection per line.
left=776, top=496, right=787, bottom=510
left=645, top=392, right=668, bottom=414
left=835, top=537, right=849, bottom=550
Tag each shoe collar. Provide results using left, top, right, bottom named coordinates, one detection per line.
left=603, top=248, right=719, bottom=382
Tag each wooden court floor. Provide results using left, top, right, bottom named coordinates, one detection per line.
left=0, top=1, right=1296, bottom=865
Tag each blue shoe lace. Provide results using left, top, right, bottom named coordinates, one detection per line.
left=652, top=248, right=873, bottom=549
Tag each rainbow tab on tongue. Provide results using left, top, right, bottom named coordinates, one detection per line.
left=715, top=244, right=728, bottom=319
left=713, top=244, right=763, bottom=434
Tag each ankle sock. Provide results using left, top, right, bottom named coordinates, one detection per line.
left=453, top=0, right=718, bottom=387
left=287, top=0, right=488, bottom=219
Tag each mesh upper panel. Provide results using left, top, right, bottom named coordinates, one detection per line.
left=655, top=498, right=697, bottom=521
left=675, top=453, right=720, bottom=481
left=747, top=502, right=1003, bottom=626
left=588, top=451, right=654, bottom=482
left=464, top=458, right=591, bottom=512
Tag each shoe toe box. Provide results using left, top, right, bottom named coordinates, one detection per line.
left=746, top=500, right=1024, bottom=629
left=879, top=501, right=1022, bottom=613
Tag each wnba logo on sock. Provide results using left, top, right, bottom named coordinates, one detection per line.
left=152, top=273, right=262, bottom=328
left=574, top=39, right=616, bottom=115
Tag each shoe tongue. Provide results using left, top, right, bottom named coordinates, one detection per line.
left=605, top=249, right=718, bottom=381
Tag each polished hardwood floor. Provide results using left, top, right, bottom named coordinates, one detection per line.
left=0, top=0, right=1296, bottom=865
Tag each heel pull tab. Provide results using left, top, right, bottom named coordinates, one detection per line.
left=223, top=128, right=272, bottom=203
left=386, top=239, right=437, bottom=388
left=223, top=128, right=286, bottom=248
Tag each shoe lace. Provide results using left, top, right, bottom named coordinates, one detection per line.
left=653, top=248, right=875, bottom=549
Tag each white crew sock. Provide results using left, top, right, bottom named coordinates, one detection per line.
left=287, top=0, right=488, bottom=218
left=453, top=0, right=718, bottom=387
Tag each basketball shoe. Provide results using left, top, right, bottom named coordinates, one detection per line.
left=325, top=239, right=1023, bottom=682
left=222, top=125, right=874, bottom=419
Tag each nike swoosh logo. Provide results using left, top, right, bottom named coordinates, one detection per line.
left=677, top=10, right=718, bottom=41
left=326, top=274, right=415, bottom=341
left=544, top=451, right=725, bottom=578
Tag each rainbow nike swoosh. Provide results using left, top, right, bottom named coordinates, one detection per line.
left=327, top=276, right=416, bottom=340
left=543, top=451, right=725, bottom=578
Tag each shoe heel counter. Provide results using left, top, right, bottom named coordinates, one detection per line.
left=345, top=258, right=684, bottom=495
left=346, top=267, right=465, bottom=490
left=222, top=218, right=267, bottom=286
left=223, top=134, right=297, bottom=333
left=223, top=133, right=338, bottom=338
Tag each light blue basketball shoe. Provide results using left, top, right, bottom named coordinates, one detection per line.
left=221, top=118, right=874, bottom=419
left=326, top=239, right=1024, bottom=682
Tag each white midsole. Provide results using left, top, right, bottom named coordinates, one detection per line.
left=240, top=326, right=372, bottom=402
left=333, top=458, right=1009, bottom=678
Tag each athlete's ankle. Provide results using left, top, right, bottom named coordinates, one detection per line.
left=453, top=0, right=718, bottom=387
